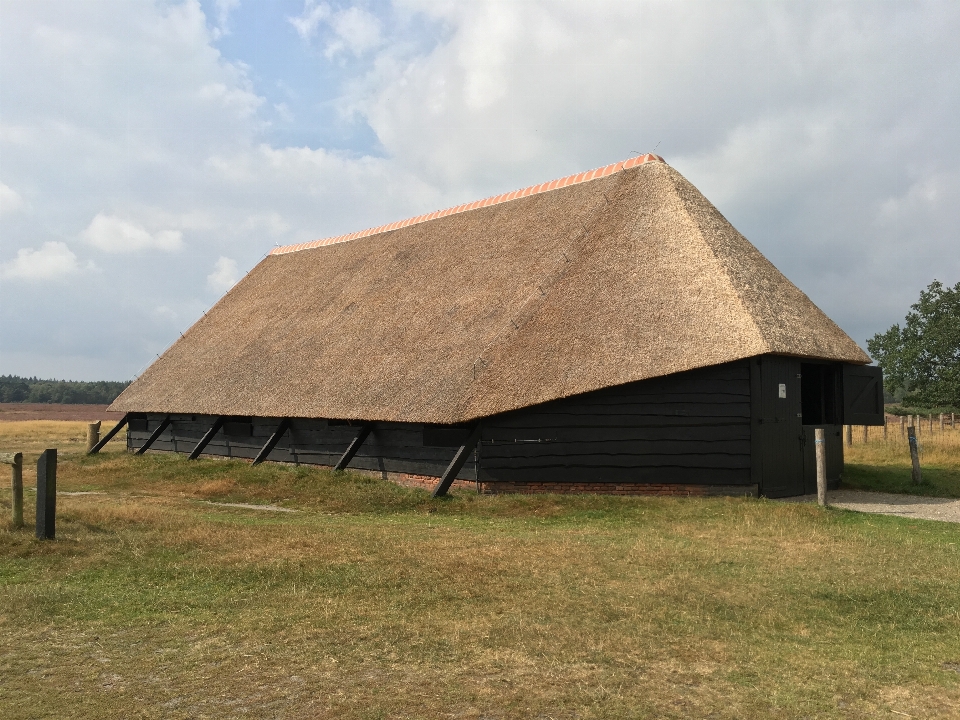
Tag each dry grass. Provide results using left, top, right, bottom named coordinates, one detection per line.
left=1, top=421, right=959, bottom=719
left=845, top=421, right=960, bottom=497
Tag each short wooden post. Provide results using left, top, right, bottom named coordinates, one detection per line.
left=900, top=415, right=905, bottom=437
left=845, top=424, right=852, bottom=447
left=883, top=417, right=888, bottom=440
left=929, top=414, right=934, bottom=434
left=36, top=449, right=57, bottom=539
left=86, top=421, right=101, bottom=453
left=1, top=452, right=24, bottom=529
left=815, top=428, right=827, bottom=506
left=940, top=413, right=945, bottom=433
left=915, top=415, right=920, bottom=437
left=862, top=425, right=868, bottom=443
left=907, top=425, right=922, bottom=485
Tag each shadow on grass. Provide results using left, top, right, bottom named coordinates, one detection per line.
left=842, top=462, right=960, bottom=498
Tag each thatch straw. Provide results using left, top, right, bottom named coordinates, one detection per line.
left=110, top=159, right=869, bottom=423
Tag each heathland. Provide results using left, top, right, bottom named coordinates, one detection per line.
left=1, top=420, right=958, bottom=719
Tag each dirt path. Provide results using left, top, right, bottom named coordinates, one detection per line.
left=783, top=489, right=960, bottom=524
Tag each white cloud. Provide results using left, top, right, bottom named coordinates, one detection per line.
left=289, top=1, right=329, bottom=40
left=0, top=183, right=25, bottom=216
left=81, top=214, right=183, bottom=253
left=1, top=242, right=80, bottom=280
left=207, top=256, right=239, bottom=293
left=214, top=0, right=241, bottom=33
left=326, top=7, right=382, bottom=58
left=288, top=2, right=381, bottom=57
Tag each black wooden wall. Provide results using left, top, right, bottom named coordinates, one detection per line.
left=127, top=417, right=478, bottom=481
left=479, top=360, right=755, bottom=488
left=126, top=356, right=867, bottom=497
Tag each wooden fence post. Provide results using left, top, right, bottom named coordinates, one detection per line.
left=86, top=422, right=101, bottom=453
left=883, top=417, right=888, bottom=440
left=915, top=415, right=920, bottom=437
left=36, top=449, right=56, bottom=540
left=900, top=415, right=905, bottom=437
left=907, top=425, right=922, bottom=485
left=929, top=414, right=934, bottom=434
left=815, top=428, right=827, bottom=506
left=0, top=452, right=23, bottom=529
left=940, top=413, right=945, bottom=433
left=845, top=424, right=852, bottom=447
left=862, top=425, right=868, bottom=443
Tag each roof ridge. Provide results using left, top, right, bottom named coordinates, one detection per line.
left=270, top=153, right=665, bottom=256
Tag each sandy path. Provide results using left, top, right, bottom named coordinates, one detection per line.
left=783, top=489, right=960, bottom=524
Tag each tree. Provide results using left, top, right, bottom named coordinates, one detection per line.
left=867, top=280, right=960, bottom=409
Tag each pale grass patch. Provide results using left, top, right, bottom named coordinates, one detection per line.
left=1, top=423, right=960, bottom=718
left=848, top=422, right=960, bottom=469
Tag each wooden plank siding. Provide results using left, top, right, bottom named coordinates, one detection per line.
left=478, top=360, right=753, bottom=487
left=127, top=417, right=479, bottom=481
left=127, top=360, right=753, bottom=490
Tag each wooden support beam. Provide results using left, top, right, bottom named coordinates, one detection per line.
left=334, top=424, right=371, bottom=471
left=252, top=418, right=291, bottom=466
left=87, top=413, right=130, bottom=454
left=136, top=415, right=172, bottom=456
left=189, top=416, right=225, bottom=460
left=431, top=425, right=481, bottom=498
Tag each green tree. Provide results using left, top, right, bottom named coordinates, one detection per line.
left=867, top=280, right=960, bottom=409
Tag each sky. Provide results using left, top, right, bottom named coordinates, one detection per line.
left=1, top=0, right=958, bottom=381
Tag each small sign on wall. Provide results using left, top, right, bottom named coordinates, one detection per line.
left=778, top=383, right=787, bottom=399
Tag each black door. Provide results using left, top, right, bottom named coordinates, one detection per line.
left=756, top=356, right=804, bottom=498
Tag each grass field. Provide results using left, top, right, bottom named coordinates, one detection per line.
left=845, top=421, right=960, bottom=497
left=1, top=422, right=959, bottom=719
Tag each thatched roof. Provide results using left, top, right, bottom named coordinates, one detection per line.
left=110, top=155, right=870, bottom=423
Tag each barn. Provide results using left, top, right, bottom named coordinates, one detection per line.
left=102, top=154, right=884, bottom=498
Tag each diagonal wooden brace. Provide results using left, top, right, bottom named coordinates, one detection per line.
left=87, top=413, right=129, bottom=455
left=334, top=424, right=372, bottom=471
left=252, top=418, right=291, bottom=466
left=189, top=416, right=225, bottom=460
left=431, top=424, right=481, bottom=498
left=136, top=415, right=172, bottom=455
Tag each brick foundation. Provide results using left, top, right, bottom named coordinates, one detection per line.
left=351, top=470, right=756, bottom=497
left=478, top=481, right=759, bottom=497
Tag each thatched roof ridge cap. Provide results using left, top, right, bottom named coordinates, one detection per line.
left=270, top=153, right=665, bottom=256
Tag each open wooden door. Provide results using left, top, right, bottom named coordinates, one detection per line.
left=842, top=365, right=885, bottom=426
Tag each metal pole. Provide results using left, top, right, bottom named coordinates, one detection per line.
left=815, top=428, right=827, bottom=506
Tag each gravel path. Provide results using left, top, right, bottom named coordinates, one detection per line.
left=782, top=489, right=960, bottom=524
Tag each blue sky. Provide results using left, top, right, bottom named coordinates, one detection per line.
left=1, top=0, right=959, bottom=380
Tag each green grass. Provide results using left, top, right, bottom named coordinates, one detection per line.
left=1, top=423, right=959, bottom=718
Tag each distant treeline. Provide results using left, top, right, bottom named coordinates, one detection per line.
left=0, top=375, right=130, bottom=404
